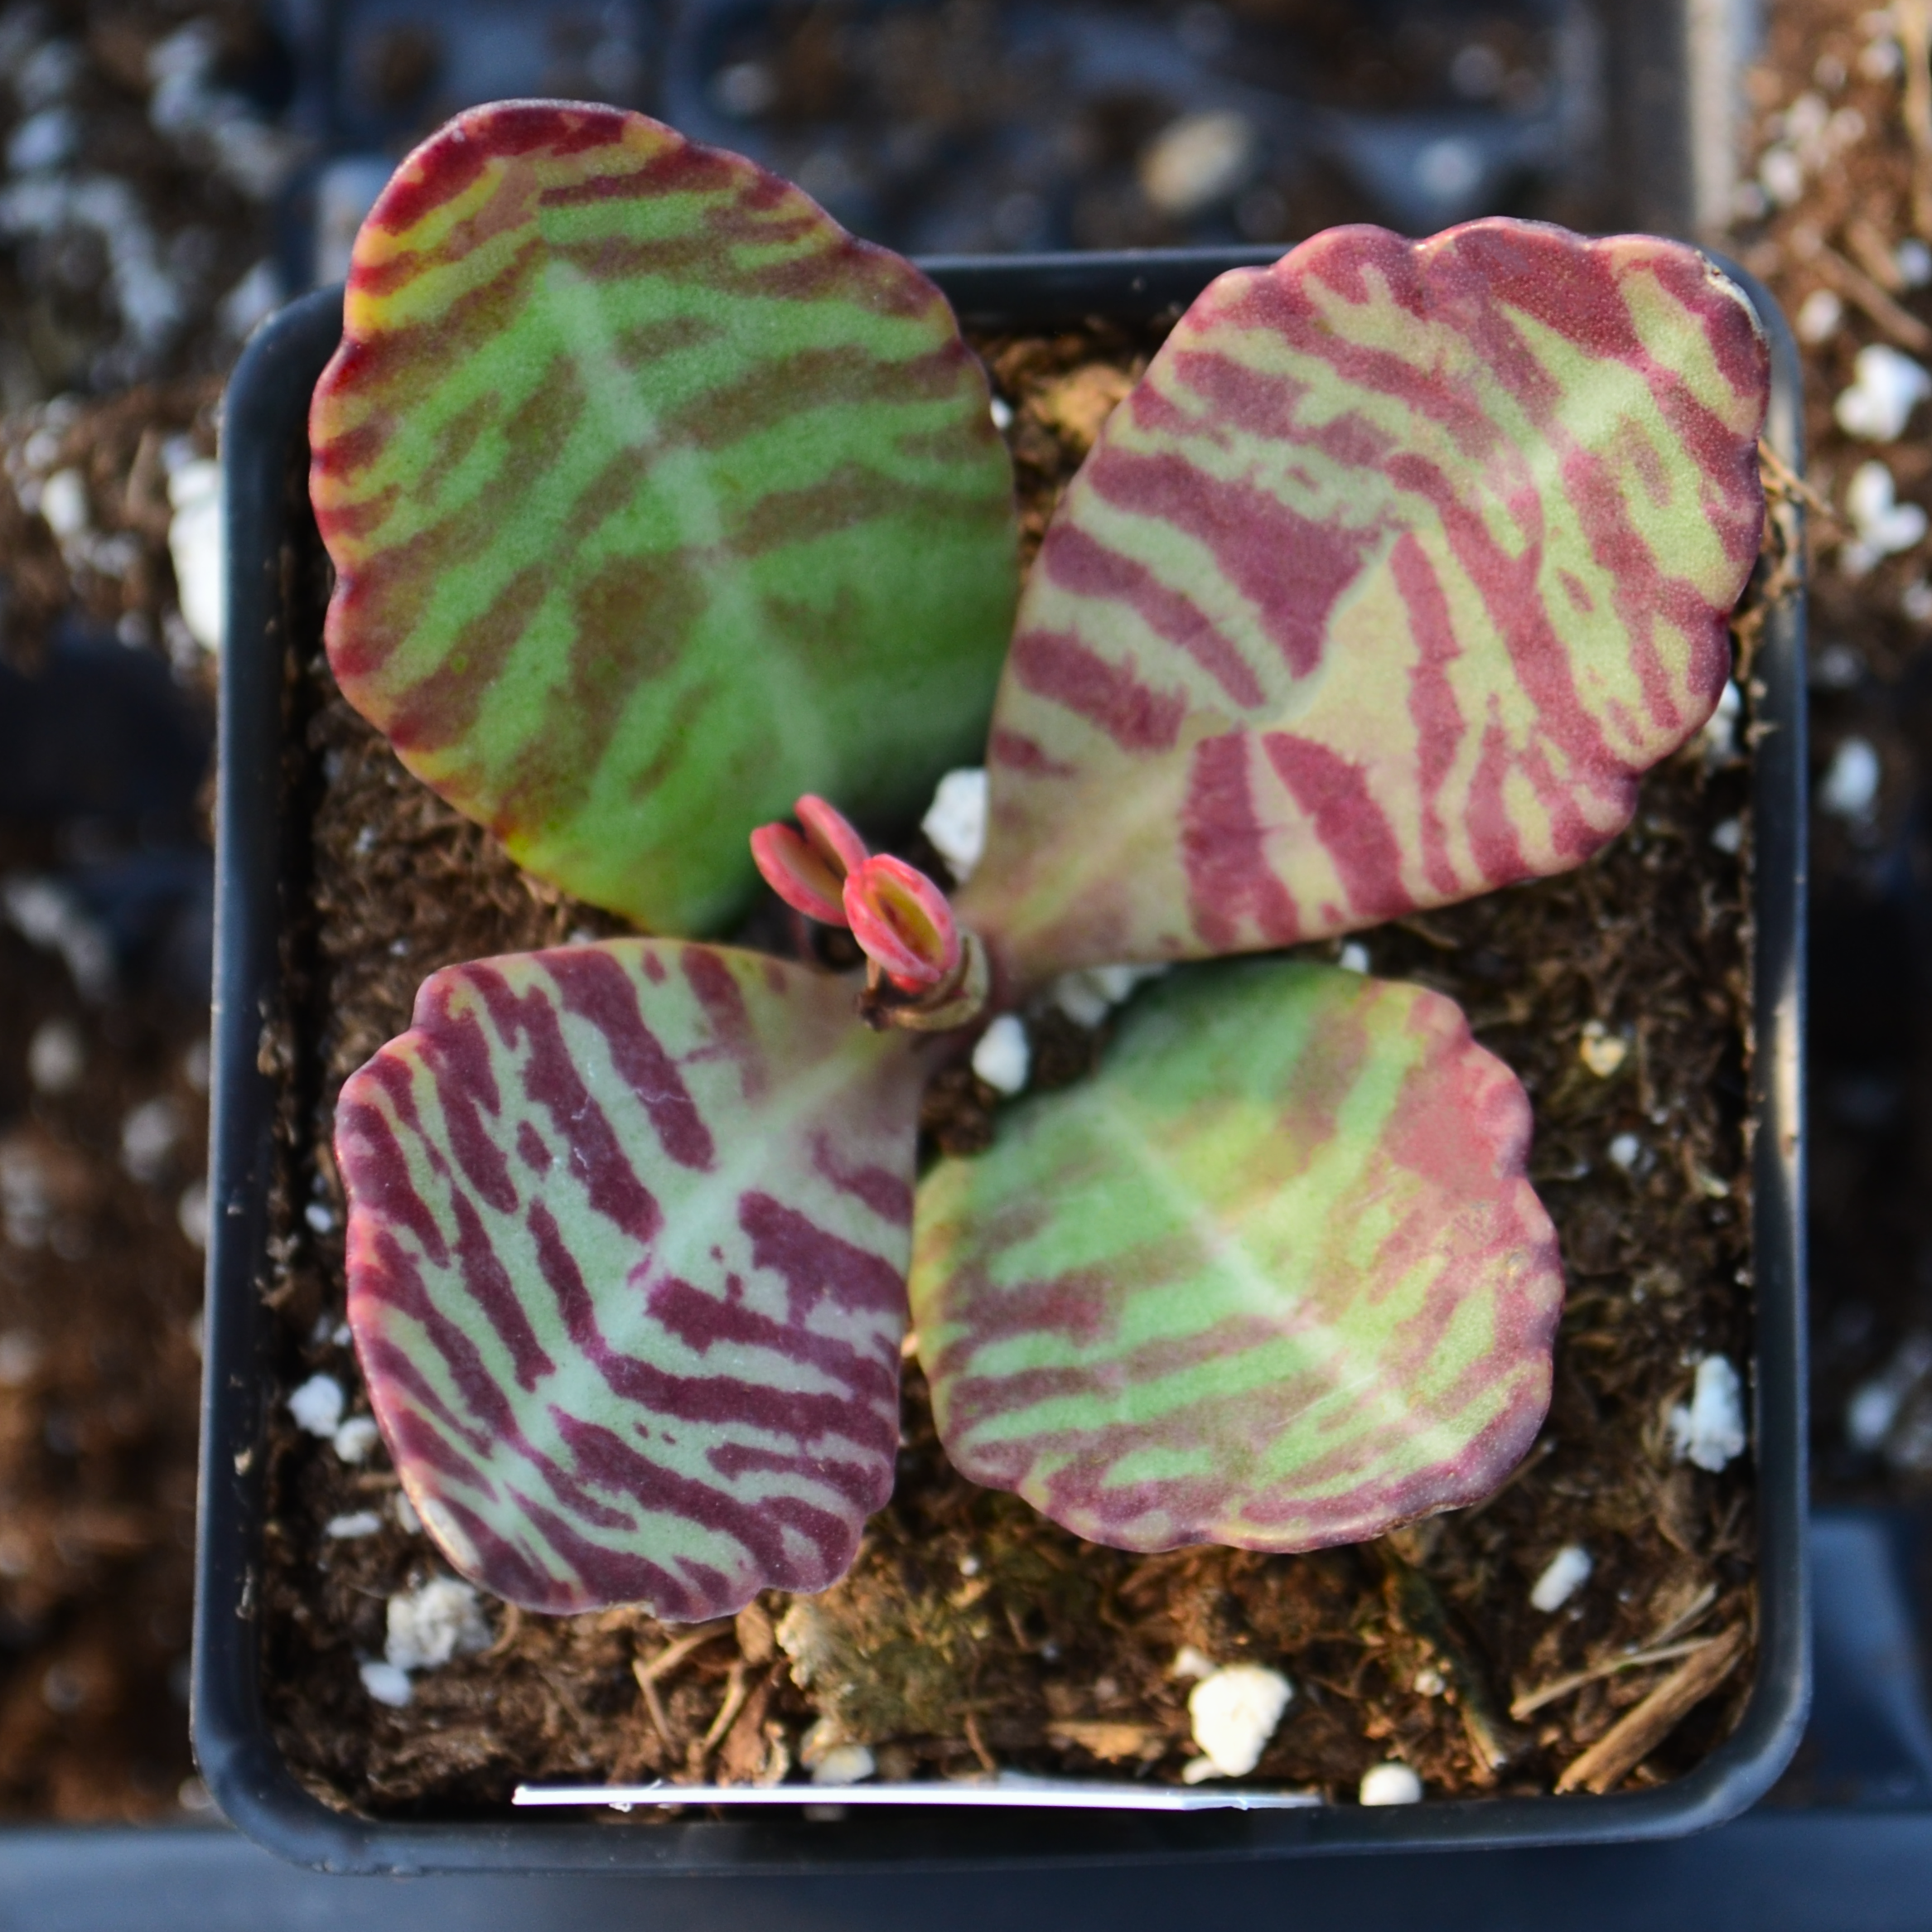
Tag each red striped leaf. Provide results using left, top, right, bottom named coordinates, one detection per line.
left=312, top=103, right=1017, bottom=938
left=957, top=220, right=1769, bottom=988
left=909, top=959, right=1563, bottom=1552
left=336, top=940, right=926, bottom=1617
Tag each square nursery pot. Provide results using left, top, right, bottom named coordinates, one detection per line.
left=194, top=249, right=1811, bottom=1875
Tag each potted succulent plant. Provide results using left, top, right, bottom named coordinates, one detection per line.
left=194, top=100, right=1808, bottom=1873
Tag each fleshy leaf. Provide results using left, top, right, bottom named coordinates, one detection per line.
left=796, top=795, right=870, bottom=877
left=751, top=793, right=875, bottom=925
left=957, top=220, right=1769, bottom=987
left=312, top=102, right=1017, bottom=937
left=909, top=959, right=1562, bottom=1553
left=843, top=854, right=961, bottom=990
left=751, top=822, right=847, bottom=925
left=335, top=939, right=928, bottom=1617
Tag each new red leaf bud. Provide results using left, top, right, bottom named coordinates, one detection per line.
left=751, top=823, right=849, bottom=925
left=844, top=855, right=962, bottom=991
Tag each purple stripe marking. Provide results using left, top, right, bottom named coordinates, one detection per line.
left=469, top=962, right=662, bottom=1244
left=645, top=1272, right=895, bottom=1404
left=556, top=1411, right=857, bottom=1581
left=680, top=944, right=770, bottom=1102
left=448, top=1188, right=558, bottom=1391
left=337, top=1091, right=450, bottom=1268
left=355, top=1224, right=520, bottom=1441
left=510, top=1487, right=708, bottom=1618
left=810, top=1132, right=914, bottom=1226
left=1040, top=522, right=1265, bottom=709
left=527, top=1199, right=896, bottom=1451
left=418, top=996, right=517, bottom=1214
left=545, top=947, right=716, bottom=1171
left=739, top=1191, right=909, bottom=1321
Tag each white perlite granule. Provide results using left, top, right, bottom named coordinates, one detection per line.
left=1046, top=963, right=1169, bottom=1028
left=360, top=1660, right=413, bottom=1708
left=176, top=1180, right=209, bottom=1250
left=1697, top=680, right=1742, bottom=766
left=1139, top=109, right=1257, bottom=217
left=1843, top=463, right=1928, bottom=575
left=166, top=456, right=224, bottom=653
left=331, top=1415, right=381, bottom=1463
left=120, top=1096, right=181, bottom=1183
left=809, top=1744, right=877, bottom=1786
left=1795, top=287, right=1843, bottom=343
left=1835, top=342, right=1932, bottom=441
left=1669, top=1355, right=1747, bottom=1472
left=971, top=1014, right=1031, bottom=1095
left=1530, top=1544, right=1593, bottom=1613
left=1820, top=737, right=1881, bottom=823
left=286, top=1373, right=345, bottom=1439
left=26, top=1020, right=83, bottom=1094
left=38, top=467, right=85, bottom=540
left=3, top=876, right=113, bottom=1001
left=384, top=1577, right=492, bottom=1673
left=1181, top=1664, right=1293, bottom=1780
left=1847, top=1334, right=1932, bottom=1453
left=1360, top=1761, right=1423, bottom=1806
left=920, top=767, right=988, bottom=881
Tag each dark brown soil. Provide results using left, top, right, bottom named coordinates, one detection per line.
left=0, top=0, right=278, bottom=1813
left=0, top=824, right=207, bottom=1819
left=253, top=318, right=1773, bottom=1816
left=1732, top=0, right=1932, bottom=1504
left=700, top=0, right=1611, bottom=257
left=0, top=0, right=285, bottom=404
left=0, top=365, right=223, bottom=1820
left=0, top=374, right=222, bottom=674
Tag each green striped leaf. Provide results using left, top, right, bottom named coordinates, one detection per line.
left=312, top=103, right=1017, bottom=936
left=956, top=220, right=1768, bottom=988
left=336, top=939, right=927, bottom=1616
left=908, top=959, right=1562, bottom=1552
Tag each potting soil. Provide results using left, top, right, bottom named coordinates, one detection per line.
left=256, top=319, right=1772, bottom=1813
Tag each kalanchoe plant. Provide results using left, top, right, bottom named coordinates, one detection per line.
left=317, top=103, right=1770, bottom=1625
left=752, top=795, right=988, bottom=1029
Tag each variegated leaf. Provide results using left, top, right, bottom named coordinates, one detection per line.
left=909, top=959, right=1562, bottom=1553
left=957, top=220, right=1769, bottom=987
left=312, top=102, right=1017, bottom=937
left=336, top=940, right=927, bottom=1617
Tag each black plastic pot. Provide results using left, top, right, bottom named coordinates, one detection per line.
left=194, top=248, right=1810, bottom=1875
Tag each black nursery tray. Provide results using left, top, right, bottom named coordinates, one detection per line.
left=192, top=249, right=1810, bottom=1874
left=285, top=0, right=1716, bottom=261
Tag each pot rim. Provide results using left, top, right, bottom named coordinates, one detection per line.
left=191, top=244, right=1809, bottom=1876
